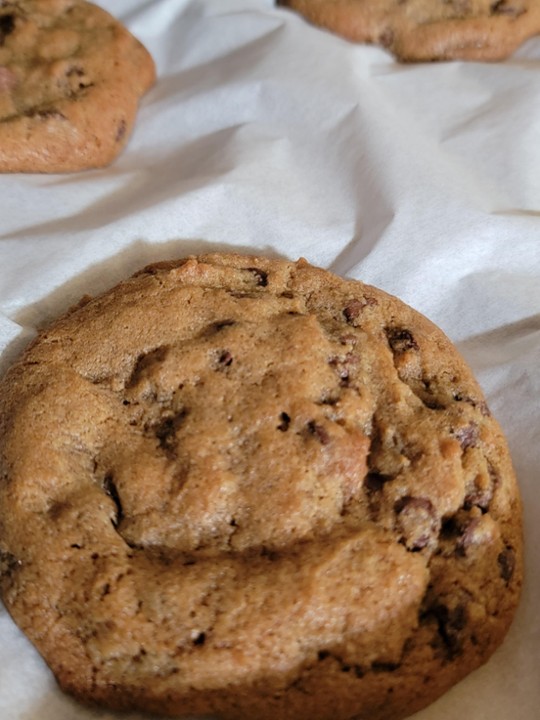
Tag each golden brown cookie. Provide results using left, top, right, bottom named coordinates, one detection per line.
left=0, top=0, right=155, bottom=172
left=277, top=0, right=540, bottom=61
left=0, top=254, right=522, bottom=720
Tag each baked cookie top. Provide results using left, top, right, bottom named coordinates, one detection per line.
left=0, top=254, right=522, bottom=720
left=0, top=0, right=155, bottom=172
left=277, top=0, right=540, bottom=61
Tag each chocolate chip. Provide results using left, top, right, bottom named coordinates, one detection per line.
left=0, top=14, right=15, bottom=45
left=307, top=421, right=330, bottom=445
left=395, top=497, right=438, bottom=551
left=343, top=297, right=376, bottom=324
left=456, top=517, right=482, bottom=555
left=386, top=328, right=418, bottom=354
left=193, top=632, right=206, bottom=646
left=217, top=350, right=233, bottom=367
left=66, top=65, right=93, bottom=92
left=498, top=547, right=515, bottom=582
left=0, top=549, right=21, bottom=577
left=343, top=300, right=364, bottom=323
left=429, top=603, right=466, bottom=659
left=315, top=650, right=364, bottom=678
left=364, top=472, right=392, bottom=492
left=277, top=412, right=290, bottom=431
left=464, top=488, right=492, bottom=512
left=115, top=119, right=127, bottom=142
left=453, top=422, right=479, bottom=450
left=245, top=267, right=268, bottom=287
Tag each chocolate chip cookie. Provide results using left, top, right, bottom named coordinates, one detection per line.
left=277, top=0, right=540, bottom=61
left=0, top=0, right=155, bottom=172
left=0, top=254, right=522, bottom=720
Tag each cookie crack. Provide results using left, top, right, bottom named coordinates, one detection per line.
left=102, top=472, right=123, bottom=528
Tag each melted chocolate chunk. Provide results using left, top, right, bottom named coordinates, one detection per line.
left=498, top=547, right=516, bottom=582
left=464, top=485, right=492, bottom=512
left=0, top=14, right=15, bottom=45
left=343, top=297, right=376, bottom=324
left=454, top=422, right=479, bottom=450
left=386, top=328, right=419, bottom=354
left=456, top=517, right=482, bottom=555
left=343, top=299, right=364, bottom=323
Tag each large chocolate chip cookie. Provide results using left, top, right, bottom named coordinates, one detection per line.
left=0, top=254, right=522, bottom=719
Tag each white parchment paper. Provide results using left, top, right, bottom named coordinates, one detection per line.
left=0, top=1, right=539, bottom=718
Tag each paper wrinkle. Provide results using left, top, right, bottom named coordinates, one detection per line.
left=0, top=0, right=539, bottom=718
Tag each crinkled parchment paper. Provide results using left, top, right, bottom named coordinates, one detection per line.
left=0, top=1, right=539, bottom=718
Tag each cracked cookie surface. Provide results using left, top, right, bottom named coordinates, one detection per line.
left=0, top=254, right=522, bottom=720
left=277, top=0, right=540, bottom=61
left=0, top=0, right=155, bottom=172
